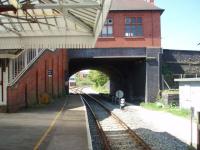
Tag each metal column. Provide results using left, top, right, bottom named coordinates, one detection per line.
left=0, top=67, right=2, bottom=103
left=0, top=59, right=8, bottom=106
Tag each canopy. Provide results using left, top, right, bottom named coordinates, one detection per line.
left=0, top=0, right=112, bottom=49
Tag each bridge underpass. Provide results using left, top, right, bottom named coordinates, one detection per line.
left=69, top=57, right=146, bottom=103
left=68, top=48, right=161, bottom=103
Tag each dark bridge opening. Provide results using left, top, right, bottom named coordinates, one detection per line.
left=69, top=57, right=146, bottom=104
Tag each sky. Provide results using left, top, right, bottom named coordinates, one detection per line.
left=155, top=0, right=200, bottom=50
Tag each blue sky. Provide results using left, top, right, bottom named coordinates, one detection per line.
left=156, top=0, right=200, bottom=50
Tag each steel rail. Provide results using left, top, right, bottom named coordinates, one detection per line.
left=87, top=94, right=151, bottom=149
left=81, top=95, right=112, bottom=150
left=69, top=87, right=111, bottom=150
left=80, top=91, right=151, bottom=150
left=69, top=87, right=151, bottom=149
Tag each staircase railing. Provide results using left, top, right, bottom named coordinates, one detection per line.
left=8, top=48, right=53, bottom=86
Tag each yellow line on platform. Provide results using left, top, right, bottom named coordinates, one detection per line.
left=33, top=102, right=66, bottom=150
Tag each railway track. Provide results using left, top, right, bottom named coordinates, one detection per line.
left=69, top=86, right=82, bottom=94
left=69, top=87, right=151, bottom=150
left=81, top=94, right=151, bottom=150
left=70, top=87, right=110, bottom=149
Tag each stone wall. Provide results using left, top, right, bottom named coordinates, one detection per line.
left=161, top=49, right=200, bottom=89
left=162, top=49, right=200, bottom=74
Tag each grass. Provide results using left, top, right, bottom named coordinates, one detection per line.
left=140, top=102, right=191, bottom=118
left=92, top=85, right=109, bottom=93
left=162, top=89, right=179, bottom=94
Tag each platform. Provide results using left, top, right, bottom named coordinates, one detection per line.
left=0, top=96, right=90, bottom=150
left=39, top=95, right=90, bottom=150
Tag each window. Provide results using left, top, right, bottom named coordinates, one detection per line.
left=125, top=17, right=143, bottom=37
left=100, top=18, right=113, bottom=37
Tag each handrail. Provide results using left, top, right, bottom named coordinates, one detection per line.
left=8, top=48, right=54, bottom=86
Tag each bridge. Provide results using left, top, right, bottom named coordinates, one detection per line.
left=68, top=48, right=161, bottom=103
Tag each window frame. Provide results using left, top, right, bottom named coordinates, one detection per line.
left=125, top=17, right=144, bottom=37
left=100, top=17, right=114, bottom=37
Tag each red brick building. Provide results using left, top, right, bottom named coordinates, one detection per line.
left=96, top=0, right=164, bottom=48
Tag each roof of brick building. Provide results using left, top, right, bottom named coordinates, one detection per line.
left=110, top=0, right=164, bottom=12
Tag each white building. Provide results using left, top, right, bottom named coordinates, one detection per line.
left=175, top=78, right=200, bottom=114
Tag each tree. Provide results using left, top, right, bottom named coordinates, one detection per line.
left=88, top=70, right=109, bottom=87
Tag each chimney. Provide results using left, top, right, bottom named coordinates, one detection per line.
left=146, top=0, right=154, bottom=4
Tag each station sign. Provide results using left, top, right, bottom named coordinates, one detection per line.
left=48, top=69, right=53, bottom=77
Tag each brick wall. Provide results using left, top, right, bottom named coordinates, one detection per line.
left=7, top=49, right=68, bottom=112
left=95, top=11, right=161, bottom=48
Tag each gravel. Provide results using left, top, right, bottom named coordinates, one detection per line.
left=100, top=99, right=194, bottom=150
left=85, top=96, right=149, bottom=150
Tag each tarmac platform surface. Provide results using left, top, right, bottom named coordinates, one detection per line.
left=0, top=95, right=89, bottom=150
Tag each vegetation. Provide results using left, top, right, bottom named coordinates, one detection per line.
left=88, top=70, right=109, bottom=93
left=140, top=102, right=191, bottom=118
left=88, top=70, right=109, bottom=87
left=75, top=75, right=93, bottom=86
left=162, top=64, right=178, bottom=88
left=162, top=89, right=179, bottom=94
left=92, top=83, right=109, bottom=93
left=75, top=70, right=109, bottom=93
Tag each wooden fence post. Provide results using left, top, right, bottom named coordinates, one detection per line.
left=198, top=112, right=200, bottom=150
